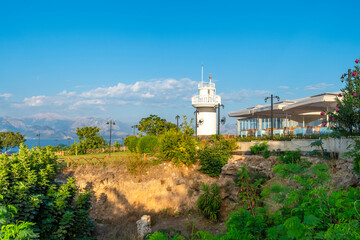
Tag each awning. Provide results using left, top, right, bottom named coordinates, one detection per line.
left=229, top=92, right=340, bottom=124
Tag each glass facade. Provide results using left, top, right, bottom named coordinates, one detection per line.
left=237, top=118, right=325, bottom=135
left=238, top=118, right=283, bottom=131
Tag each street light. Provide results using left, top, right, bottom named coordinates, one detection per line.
left=36, top=133, right=40, bottom=147
left=175, top=115, right=180, bottom=132
left=265, top=94, right=280, bottom=140
left=131, top=125, right=137, bottom=136
left=341, top=69, right=352, bottom=83
left=194, top=110, right=198, bottom=137
left=107, top=120, right=116, bottom=157
left=217, top=103, right=224, bottom=135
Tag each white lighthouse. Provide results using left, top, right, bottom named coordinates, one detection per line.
left=192, top=68, right=221, bottom=136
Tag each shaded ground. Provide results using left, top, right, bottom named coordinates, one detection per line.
left=57, top=157, right=241, bottom=240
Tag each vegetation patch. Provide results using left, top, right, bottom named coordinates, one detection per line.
left=196, top=183, right=221, bottom=222
left=198, top=136, right=237, bottom=177
left=249, top=142, right=268, bottom=155
left=0, top=145, right=93, bottom=239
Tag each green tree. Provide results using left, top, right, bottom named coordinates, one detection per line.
left=113, top=140, right=122, bottom=151
left=75, top=126, right=105, bottom=154
left=0, top=131, right=25, bottom=154
left=137, top=115, right=176, bottom=136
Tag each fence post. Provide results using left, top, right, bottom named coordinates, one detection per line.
left=143, top=153, right=146, bottom=161
left=106, top=155, right=109, bottom=165
left=66, top=157, right=69, bottom=168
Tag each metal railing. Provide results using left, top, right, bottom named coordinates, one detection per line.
left=198, top=82, right=215, bottom=88
left=192, top=95, right=221, bottom=105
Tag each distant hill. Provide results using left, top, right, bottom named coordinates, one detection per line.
left=0, top=113, right=132, bottom=140
left=0, top=113, right=237, bottom=140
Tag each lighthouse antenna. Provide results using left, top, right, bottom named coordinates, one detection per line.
left=201, top=64, right=203, bottom=83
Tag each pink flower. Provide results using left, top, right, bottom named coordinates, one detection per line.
left=356, top=59, right=359, bottom=64
left=336, top=107, right=339, bottom=111
left=353, top=71, right=358, bottom=76
left=322, top=122, right=327, bottom=127
left=354, top=93, right=358, bottom=97
left=338, top=93, right=342, bottom=97
left=320, top=112, right=325, bottom=116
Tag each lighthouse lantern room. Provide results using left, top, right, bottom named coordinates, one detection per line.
left=191, top=68, right=221, bottom=136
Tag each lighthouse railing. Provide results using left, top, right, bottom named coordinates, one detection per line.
left=192, top=95, right=221, bottom=105
left=198, top=82, right=215, bottom=89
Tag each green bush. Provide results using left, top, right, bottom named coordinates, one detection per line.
left=127, top=136, right=139, bottom=152
left=249, top=142, right=268, bottom=154
left=137, top=135, right=159, bottom=154
left=197, top=183, right=221, bottom=222
left=278, top=149, right=301, bottom=164
left=124, top=135, right=136, bottom=147
left=159, top=129, right=196, bottom=166
left=262, top=149, right=270, bottom=159
left=0, top=145, right=93, bottom=239
left=198, top=136, right=237, bottom=177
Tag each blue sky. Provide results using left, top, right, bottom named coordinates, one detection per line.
left=0, top=0, right=359, bottom=126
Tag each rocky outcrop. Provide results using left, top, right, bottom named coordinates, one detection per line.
left=222, top=155, right=279, bottom=178
left=222, top=155, right=359, bottom=189
left=136, top=215, right=151, bottom=239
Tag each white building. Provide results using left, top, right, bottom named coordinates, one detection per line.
left=192, top=73, right=221, bottom=136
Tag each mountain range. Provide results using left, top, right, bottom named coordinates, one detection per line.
left=0, top=113, right=132, bottom=140
left=0, top=113, right=236, bottom=140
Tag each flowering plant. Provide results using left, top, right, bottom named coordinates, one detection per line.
left=324, top=58, right=360, bottom=136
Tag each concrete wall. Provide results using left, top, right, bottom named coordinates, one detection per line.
left=237, top=137, right=354, bottom=157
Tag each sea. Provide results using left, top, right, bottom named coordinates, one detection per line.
left=4, top=138, right=124, bottom=154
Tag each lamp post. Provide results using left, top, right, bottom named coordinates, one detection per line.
left=36, top=133, right=40, bottom=147
left=131, top=125, right=137, bottom=136
left=341, top=69, right=353, bottom=83
left=107, top=120, right=116, bottom=157
left=175, top=115, right=180, bottom=132
left=217, top=103, right=224, bottom=135
left=265, top=94, right=280, bottom=140
left=194, top=110, right=198, bottom=137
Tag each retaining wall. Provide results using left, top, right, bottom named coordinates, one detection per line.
left=237, top=137, right=354, bottom=157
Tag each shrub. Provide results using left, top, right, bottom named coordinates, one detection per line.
left=126, top=154, right=151, bottom=175
left=127, top=136, right=139, bottom=152
left=278, top=149, right=301, bottom=164
left=249, top=142, right=268, bottom=154
left=0, top=145, right=93, bottom=239
left=159, top=129, right=196, bottom=166
left=137, top=135, right=159, bottom=154
left=197, top=183, right=221, bottom=222
left=198, top=136, right=237, bottom=177
left=262, top=149, right=270, bottom=159
left=124, top=135, right=137, bottom=147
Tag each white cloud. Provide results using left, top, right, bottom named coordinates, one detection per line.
left=14, top=78, right=197, bottom=110
left=0, top=93, right=12, bottom=99
left=305, top=83, right=334, bottom=90
left=278, top=86, right=289, bottom=89
left=80, top=78, right=196, bottom=100
left=24, top=96, right=46, bottom=106
left=58, top=90, right=76, bottom=97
